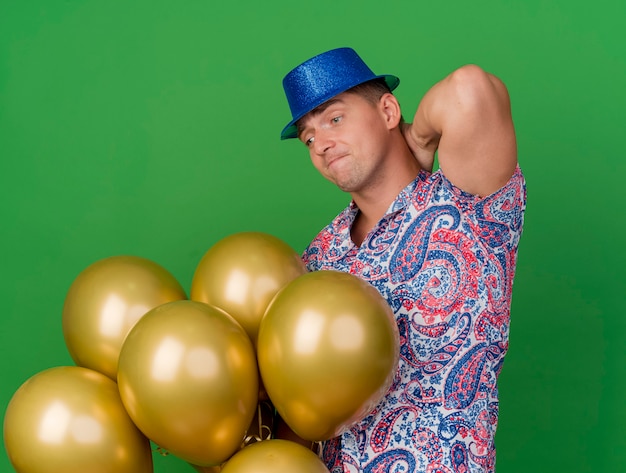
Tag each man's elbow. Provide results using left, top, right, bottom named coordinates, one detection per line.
left=447, top=64, right=512, bottom=119
left=449, top=65, right=509, bottom=107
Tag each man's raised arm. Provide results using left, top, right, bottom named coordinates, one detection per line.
left=403, top=64, right=518, bottom=197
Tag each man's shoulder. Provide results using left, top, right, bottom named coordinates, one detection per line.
left=302, top=204, right=356, bottom=268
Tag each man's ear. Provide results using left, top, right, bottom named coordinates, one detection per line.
left=379, top=93, right=402, bottom=129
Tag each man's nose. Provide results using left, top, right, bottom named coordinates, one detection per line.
left=313, top=129, right=335, bottom=155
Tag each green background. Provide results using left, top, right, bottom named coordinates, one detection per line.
left=1, top=0, right=624, bottom=472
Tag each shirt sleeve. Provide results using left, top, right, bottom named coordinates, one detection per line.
left=435, top=164, right=527, bottom=252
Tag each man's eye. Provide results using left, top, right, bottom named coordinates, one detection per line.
left=331, top=116, right=342, bottom=124
left=305, top=137, right=315, bottom=146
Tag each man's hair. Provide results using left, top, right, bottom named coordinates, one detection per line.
left=346, top=78, right=392, bottom=104
left=348, top=78, right=405, bottom=125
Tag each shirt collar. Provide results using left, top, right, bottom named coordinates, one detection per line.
left=330, top=170, right=429, bottom=235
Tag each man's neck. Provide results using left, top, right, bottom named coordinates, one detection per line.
left=350, top=152, right=421, bottom=246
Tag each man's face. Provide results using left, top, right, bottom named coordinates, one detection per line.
left=297, top=91, right=394, bottom=194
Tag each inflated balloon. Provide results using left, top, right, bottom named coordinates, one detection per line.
left=273, top=413, right=319, bottom=452
left=190, top=232, right=307, bottom=345
left=117, top=300, right=259, bottom=467
left=63, top=255, right=187, bottom=379
left=189, top=401, right=275, bottom=473
left=220, top=439, right=329, bottom=473
left=257, top=270, right=399, bottom=441
left=3, top=366, right=153, bottom=473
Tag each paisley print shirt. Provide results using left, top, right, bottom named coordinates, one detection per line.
left=302, top=166, right=526, bottom=473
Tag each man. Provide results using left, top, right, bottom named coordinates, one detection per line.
left=280, top=47, right=526, bottom=473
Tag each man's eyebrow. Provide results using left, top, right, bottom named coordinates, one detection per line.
left=296, top=98, right=345, bottom=138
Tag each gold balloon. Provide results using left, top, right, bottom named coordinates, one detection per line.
left=190, top=232, right=307, bottom=346
left=117, top=300, right=259, bottom=467
left=273, top=413, right=319, bottom=452
left=220, top=439, right=329, bottom=473
left=63, top=255, right=187, bottom=380
left=257, top=270, right=400, bottom=441
left=3, top=366, right=153, bottom=473
left=189, top=400, right=275, bottom=473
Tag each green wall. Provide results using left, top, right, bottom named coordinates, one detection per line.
left=1, top=1, right=624, bottom=472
